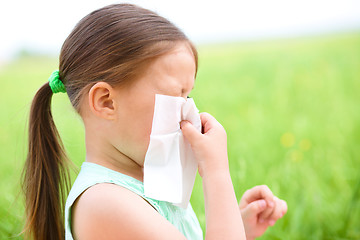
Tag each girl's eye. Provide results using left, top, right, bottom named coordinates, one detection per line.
left=187, top=96, right=190, bottom=98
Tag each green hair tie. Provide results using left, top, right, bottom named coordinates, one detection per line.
left=48, top=70, right=66, bottom=93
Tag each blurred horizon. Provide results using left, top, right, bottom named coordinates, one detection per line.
left=1, top=0, right=360, bottom=62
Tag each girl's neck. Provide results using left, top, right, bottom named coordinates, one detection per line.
left=85, top=138, right=144, bottom=182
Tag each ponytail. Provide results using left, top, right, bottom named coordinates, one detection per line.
left=22, top=82, right=70, bottom=240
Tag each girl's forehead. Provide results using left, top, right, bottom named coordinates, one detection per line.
left=150, top=44, right=196, bottom=76
left=127, top=45, right=195, bottom=97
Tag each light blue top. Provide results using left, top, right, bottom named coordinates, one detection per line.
left=65, top=162, right=203, bottom=239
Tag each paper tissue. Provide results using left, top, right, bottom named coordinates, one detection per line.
left=143, top=94, right=201, bottom=208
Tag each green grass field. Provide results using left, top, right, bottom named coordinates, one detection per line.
left=1, top=32, right=359, bottom=239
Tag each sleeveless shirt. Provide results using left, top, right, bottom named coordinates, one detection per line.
left=65, top=162, right=203, bottom=240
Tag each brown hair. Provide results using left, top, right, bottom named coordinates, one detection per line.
left=22, top=3, right=198, bottom=240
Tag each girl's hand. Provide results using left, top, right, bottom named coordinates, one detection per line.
left=180, top=112, right=229, bottom=177
left=239, top=185, right=288, bottom=240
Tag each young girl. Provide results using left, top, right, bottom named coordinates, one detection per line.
left=23, top=4, right=287, bottom=240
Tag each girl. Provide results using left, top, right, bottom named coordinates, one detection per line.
left=23, top=4, right=287, bottom=240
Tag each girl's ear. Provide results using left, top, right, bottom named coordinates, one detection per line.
left=88, top=82, right=117, bottom=120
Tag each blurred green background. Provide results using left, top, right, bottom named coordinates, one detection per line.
left=0, top=32, right=359, bottom=239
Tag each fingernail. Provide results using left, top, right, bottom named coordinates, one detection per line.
left=268, top=201, right=274, bottom=208
left=258, top=200, right=266, bottom=209
left=259, top=218, right=264, bottom=223
left=269, top=220, right=275, bottom=226
left=180, top=121, right=186, bottom=128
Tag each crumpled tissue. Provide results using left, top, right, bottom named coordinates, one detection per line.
left=143, top=94, right=201, bottom=208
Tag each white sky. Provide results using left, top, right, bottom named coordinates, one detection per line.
left=1, top=0, right=360, bottom=60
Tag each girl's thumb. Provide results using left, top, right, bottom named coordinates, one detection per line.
left=242, top=199, right=267, bottom=219
left=180, top=120, right=202, bottom=145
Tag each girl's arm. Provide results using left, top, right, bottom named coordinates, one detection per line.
left=181, top=112, right=246, bottom=240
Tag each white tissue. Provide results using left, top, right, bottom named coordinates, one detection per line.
left=143, top=94, right=201, bottom=208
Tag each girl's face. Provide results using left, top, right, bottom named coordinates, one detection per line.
left=111, top=43, right=196, bottom=166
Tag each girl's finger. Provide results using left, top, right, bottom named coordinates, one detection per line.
left=199, top=112, right=223, bottom=134
left=265, top=197, right=285, bottom=225
left=180, top=120, right=202, bottom=145
left=239, top=185, right=275, bottom=209
left=257, top=196, right=275, bottom=223
left=241, top=199, right=267, bottom=220
left=278, top=199, right=288, bottom=218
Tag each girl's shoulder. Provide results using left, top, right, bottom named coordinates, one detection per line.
left=71, top=183, right=186, bottom=240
